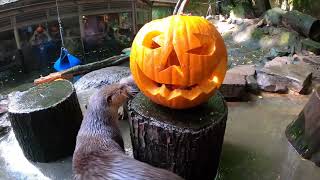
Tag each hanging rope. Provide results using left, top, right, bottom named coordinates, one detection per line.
left=55, top=0, right=64, bottom=47
left=206, top=3, right=213, bottom=19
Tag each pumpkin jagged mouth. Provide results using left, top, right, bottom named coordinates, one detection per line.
left=157, top=83, right=198, bottom=91
left=135, top=64, right=219, bottom=101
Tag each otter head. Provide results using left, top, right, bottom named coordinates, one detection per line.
left=102, top=83, right=138, bottom=111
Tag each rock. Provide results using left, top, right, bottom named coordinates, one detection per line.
left=265, top=56, right=293, bottom=67
left=246, top=75, right=259, bottom=93
left=74, top=66, right=131, bottom=92
left=265, top=48, right=291, bottom=60
left=220, top=72, right=248, bottom=101
left=227, top=65, right=256, bottom=77
left=264, top=8, right=286, bottom=26
left=227, top=65, right=259, bottom=94
left=256, top=72, right=288, bottom=93
left=257, top=64, right=313, bottom=94
left=297, top=55, right=320, bottom=85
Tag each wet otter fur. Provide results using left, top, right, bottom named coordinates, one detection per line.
left=72, top=83, right=183, bottom=180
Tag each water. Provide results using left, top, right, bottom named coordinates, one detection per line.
left=217, top=94, right=320, bottom=180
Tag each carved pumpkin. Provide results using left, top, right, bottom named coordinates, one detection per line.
left=130, top=15, right=227, bottom=109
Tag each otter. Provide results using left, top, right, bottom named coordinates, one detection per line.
left=72, top=82, right=183, bottom=180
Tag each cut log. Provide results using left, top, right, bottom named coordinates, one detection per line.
left=282, top=10, right=320, bottom=42
left=8, top=80, right=82, bottom=162
left=127, top=92, right=228, bottom=180
left=286, top=86, right=320, bottom=166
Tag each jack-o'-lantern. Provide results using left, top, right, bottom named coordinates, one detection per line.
left=130, top=15, right=227, bottom=109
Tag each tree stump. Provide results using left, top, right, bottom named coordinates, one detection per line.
left=8, top=80, right=82, bottom=162
left=286, top=86, right=320, bottom=166
left=127, top=92, right=228, bottom=180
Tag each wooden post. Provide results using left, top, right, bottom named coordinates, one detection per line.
left=8, top=80, right=83, bottom=162
left=11, top=16, right=21, bottom=50
left=131, top=0, right=137, bottom=35
left=11, top=16, right=27, bottom=73
left=78, top=5, right=86, bottom=61
left=128, top=92, right=228, bottom=180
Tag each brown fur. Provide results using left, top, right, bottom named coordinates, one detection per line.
left=72, top=83, right=183, bottom=180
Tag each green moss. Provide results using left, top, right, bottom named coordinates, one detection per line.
left=251, top=28, right=265, bottom=39
left=279, top=32, right=291, bottom=45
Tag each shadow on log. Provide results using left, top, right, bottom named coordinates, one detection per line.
left=127, top=92, right=228, bottom=180
left=286, top=86, right=320, bottom=166
left=8, top=80, right=82, bottom=162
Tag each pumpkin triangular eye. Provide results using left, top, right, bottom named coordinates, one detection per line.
left=164, top=49, right=180, bottom=69
left=187, top=33, right=215, bottom=55
left=142, top=31, right=162, bottom=49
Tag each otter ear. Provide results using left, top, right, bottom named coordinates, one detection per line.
left=107, top=95, right=113, bottom=104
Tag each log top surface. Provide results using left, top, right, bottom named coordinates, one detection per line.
left=129, top=92, right=227, bottom=130
left=9, top=80, right=74, bottom=113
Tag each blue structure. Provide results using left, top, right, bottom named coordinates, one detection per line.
left=53, top=48, right=81, bottom=71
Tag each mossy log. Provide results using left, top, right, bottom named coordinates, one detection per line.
left=301, top=38, right=320, bottom=55
left=8, top=80, right=82, bottom=162
left=127, top=92, right=228, bottom=180
left=282, top=10, right=320, bottom=42
left=286, top=86, right=320, bottom=166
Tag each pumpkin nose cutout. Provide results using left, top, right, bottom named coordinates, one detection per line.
left=163, top=49, right=180, bottom=70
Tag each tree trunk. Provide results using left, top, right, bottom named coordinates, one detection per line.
left=8, top=80, right=82, bottom=162
left=127, top=92, right=228, bottom=180
left=282, top=10, right=320, bottom=42
left=286, top=86, right=320, bottom=166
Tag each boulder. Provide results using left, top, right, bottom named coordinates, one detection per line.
left=227, top=65, right=259, bottom=94
left=220, top=72, right=248, bottom=101
left=246, top=75, right=259, bottom=93
left=257, top=63, right=313, bottom=94
left=227, top=65, right=256, bottom=77
left=264, top=56, right=293, bottom=68
left=297, top=55, right=320, bottom=85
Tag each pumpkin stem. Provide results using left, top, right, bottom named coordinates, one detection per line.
left=173, top=0, right=190, bottom=15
